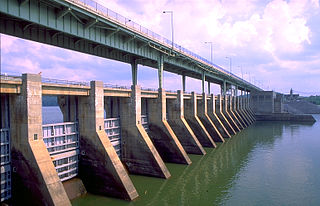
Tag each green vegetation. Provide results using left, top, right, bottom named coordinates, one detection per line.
left=302, top=96, right=320, bottom=105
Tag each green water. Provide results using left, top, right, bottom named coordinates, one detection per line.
left=73, top=115, right=320, bottom=206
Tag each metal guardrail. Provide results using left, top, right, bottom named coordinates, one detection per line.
left=42, top=122, right=79, bottom=182
left=104, top=118, right=121, bottom=157
left=68, top=0, right=258, bottom=90
left=141, top=87, right=158, bottom=92
left=103, top=83, right=130, bottom=89
left=42, top=77, right=90, bottom=86
left=0, top=74, right=21, bottom=82
left=0, top=128, right=11, bottom=202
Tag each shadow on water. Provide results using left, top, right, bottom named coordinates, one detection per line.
left=72, top=119, right=300, bottom=206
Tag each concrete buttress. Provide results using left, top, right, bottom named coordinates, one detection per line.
left=184, top=92, right=216, bottom=147
left=215, top=95, right=237, bottom=135
left=207, top=94, right=231, bottom=138
left=228, top=96, right=245, bottom=129
left=197, top=93, right=225, bottom=142
left=147, top=89, right=191, bottom=164
left=223, top=96, right=241, bottom=132
left=166, top=90, right=206, bottom=155
left=120, top=85, right=170, bottom=178
left=10, top=73, right=71, bottom=206
left=78, top=81, right=139, bottom=200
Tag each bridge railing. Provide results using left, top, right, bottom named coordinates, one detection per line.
left=103, top=83, right=130, bottom=89
left=68, top=0, right=257, bottom=89
left=0, top=74, right=21, bottom=82
left=42, top=77, right=89, bottom=86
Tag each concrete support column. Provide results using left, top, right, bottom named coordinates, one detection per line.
left=223, top=81, right=227, bottom=95
left=147, top=89, right=191, bottom=164
left=120, top=85, right=170, bottom=178
left=223, top=95, right=241, bottom=132
left=240, top=95, right=253, bottom=124
left=215, top=95, right=236, bottom=135
left=166, top=91, right=205, bottom=155
left=201, top=71, right=205, bottom=94
left=207, top=94, right=231, bottom=138
left=182, top=75, right=186, bottom=92
left=233, top=96, right=248, bottom=128
left=131, top=60, right=138, bottom=86
left=158, top=54, right=164, bottom=89
left=10, top=74, right=71, bottom=205
left=184, top=92, right=216, bottom=147
left=78, top=81, right=138, bottom=200
left=228, top=96, right=244, bottom=129
left=197, top=93, right=224, bottom=142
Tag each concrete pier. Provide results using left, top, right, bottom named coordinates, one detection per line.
left=147, top=89, right=191, bottom=164
left=184, top=92, right=216, bottom=147
left=197, top=93, right=225, bottom=142
left=119, top=85, right=170, bottom=178
left=207, top=94, right=231, bottom=138
left=216, top=95, right=237, bottom=135
left=166, top=91, right=206, bottom=155
left=78, top=81, right=138, bottom=200
left=223, top=96, right=241, bottom=132
left=228, top=96, right=245, bottom=129
left=239, top=96, right=253, bottom=125
left=233, top=97, right=248, bottom=128
left=9, top=74, right=71, bottom=206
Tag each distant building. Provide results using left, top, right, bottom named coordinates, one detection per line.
left=284, top=88, right=299, bottom=101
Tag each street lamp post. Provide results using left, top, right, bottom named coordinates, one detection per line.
left=226, top=56, right=232, bottom=75
left=163, top=11, right=174, bottom=49
left=204, top=41, right=213, bottom=63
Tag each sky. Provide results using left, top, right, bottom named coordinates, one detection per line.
left=1, top=0, right=320, bottom=95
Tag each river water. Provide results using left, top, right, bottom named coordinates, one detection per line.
left=42, top=107, right=320, bottom=205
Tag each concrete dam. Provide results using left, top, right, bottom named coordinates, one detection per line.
left=0, top=73, right=256, bottom=205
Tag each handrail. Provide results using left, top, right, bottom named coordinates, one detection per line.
left=42, top=77, right=89, bottom=86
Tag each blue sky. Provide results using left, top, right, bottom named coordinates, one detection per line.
left=1, top=0, right=320, bottom=95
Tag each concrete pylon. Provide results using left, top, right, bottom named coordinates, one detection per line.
left=233, top=96, right=248, bottom=128
left=228, top=96, right=245, bottom=129
left=167, top=90, right=206, bottom=155
left=120, top=85, right=170, bottom=178
left=147, top=89, right=191, bottom=165
left=215, top=95, right=237, bottom=135
left=10, top=74, right=71, bottom=206
left=223, top=95, right=241, bottom=132
left=78, top=81, right=139, bottom=200
left=207, top=94, right=231, bottom=138
left=197, top=93, right=224, bottom=142
left=240, top=96, right=253, bottom=124
left=184, top=92, right=216, bottom=147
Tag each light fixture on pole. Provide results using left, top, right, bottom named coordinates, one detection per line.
left=163, top=11, right=174, bottom=49
left=204, top=41, right=213, bottom=63
left=226, top=56, right=232, bottom=75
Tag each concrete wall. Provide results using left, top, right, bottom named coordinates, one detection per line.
left=250, top=91, right=276, bottom=114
